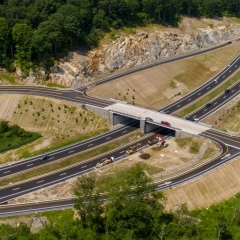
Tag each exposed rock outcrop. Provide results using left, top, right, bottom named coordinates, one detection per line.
left=48, top=22, right=240, bottom=87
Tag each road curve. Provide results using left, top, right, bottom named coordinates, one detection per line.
left=0, top=41, right=240, bottom=214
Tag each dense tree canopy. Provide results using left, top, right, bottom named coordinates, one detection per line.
left=2, top=165, right=240, bottom=239
left=0, top=0, right=239, bottom=74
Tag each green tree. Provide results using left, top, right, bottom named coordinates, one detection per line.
left=74, top=173, right=104, bottom=234
left=12, top=23, right=33, bottom=74
left=103, top=165, right=165, bottom=239
left=0, top=119, right=10, bottom=133
left=0, top=17, right=9, bottom=67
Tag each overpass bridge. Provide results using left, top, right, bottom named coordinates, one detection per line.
left=101, top=102, right=211, bottom=137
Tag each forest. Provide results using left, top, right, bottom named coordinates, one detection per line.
left=1, top=165, right=240, bottom=239
left=0, top=0, right=239, bottom=75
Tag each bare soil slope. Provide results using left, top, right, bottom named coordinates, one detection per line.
left=0, top=95, right=110, bottom=163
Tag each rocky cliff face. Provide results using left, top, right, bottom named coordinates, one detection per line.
left=48, top=22, right=240, bottom=87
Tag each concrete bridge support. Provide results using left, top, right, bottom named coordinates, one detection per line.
left=140, top=119, right=162, bottom=134
left=175, top=130, right=193, bottom=139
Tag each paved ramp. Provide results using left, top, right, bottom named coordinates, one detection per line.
left=105, top=103, right=211, bottom=135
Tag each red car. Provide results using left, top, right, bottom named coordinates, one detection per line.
left=161, top=121, right=171, bottom=127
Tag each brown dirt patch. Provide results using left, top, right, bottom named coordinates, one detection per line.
left=140, top=153, right=150, bottom=159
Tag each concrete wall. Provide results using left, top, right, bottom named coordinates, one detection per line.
left=175, top=130, right=193, bottom=139
left=83, top=104, right=110, bottom=122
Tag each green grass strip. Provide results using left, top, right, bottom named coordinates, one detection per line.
left=176, top=71, right=240, bottom=117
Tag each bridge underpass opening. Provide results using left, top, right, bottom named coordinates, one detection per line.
left=111, top=113, right=140, bottom=127
left=145, top=121, right=176, bottom=136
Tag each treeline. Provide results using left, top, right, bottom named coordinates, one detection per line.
left=1, top=165, right=240, bottom=239
left=0, top=0, right=239, bottom=75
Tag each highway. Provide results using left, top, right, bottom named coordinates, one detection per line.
left=0, top=122, right=140, bottom=178
left=159, top=53, right=240, bottom=113
left=0, top=40, right=239, bottom=215
left=0, top=129, right=173, bottom=204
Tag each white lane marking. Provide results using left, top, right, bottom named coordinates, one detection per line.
left=207, top=87, right=210, bottom=89
left=69, top=150, right=75, bottom=153
left=37, top=180, right=44, bottom=184
left=229, top=70, right=232, bottom=72
left=222, top=75, right=225, bottom=78
left=188, top=99, right=191, bottom=102
left=60, top=173, right=66, bottom=176
left=0, top=168, right=94, bottom=201
left=232, top=90, right=235, bottom=92
left=26, top=164, right=33, bottom=167
left=88, top=144, right=93, bottom=146
left=177, top=105, right=181, bottom=107
left=221, top=154, right=231, bottom=159
left=204, top=109, right=207, bottom=112
left=198, top=92, right=201, bottom=95
left=12, top=188, right=20, bottom=191
left=81, top=165, right=87, bottom=168
left=49, top=157, right=55, bottom=160
left=214, top=102, right=217, bottom=105
left=235, top=65, right=237, bottom=67
left=106, top=137, right=111, bottom=140
left=120, top=151, right=125, bottom=153
left=3, top=171, right=10, bottom=174
left=223, top=96, right=226, bottom=98
left=122, top=130, right=127, bottom=133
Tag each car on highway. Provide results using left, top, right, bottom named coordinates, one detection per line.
left=193, top=118, right=199, bottom=122
left=40, top=155, right=50, bottom=161
left=225, top=89, right=230, bottom=93
left=205, top=102, right=211, bottom=107
left=161, top=121, right=171, bottom=127
left=214, top=77, right=219, bottom=82
left=145, top=117, right=153, bottom=122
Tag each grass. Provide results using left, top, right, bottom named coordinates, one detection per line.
left=0, top=132, right=143, bottom=187
left=175, top=137, right=200, bottom=154
left=138, top=162, right=164, bottom=175
left=0, top=132, right=41, bottom=154
left=176, top=71, right=240, bottom=117
left=45, top=83, right=66, bottom=88
left=199, top=146, right=218, bottom=161
left=0, top=72, right=16, bottom=84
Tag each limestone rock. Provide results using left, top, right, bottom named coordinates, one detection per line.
left=46, top=22, right=240, bottom=87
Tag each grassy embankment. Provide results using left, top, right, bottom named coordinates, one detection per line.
left=0, top=95, right=110, bottom=163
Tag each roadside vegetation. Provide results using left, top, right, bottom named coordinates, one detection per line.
left=2, top=166, right=240, bottom=239
left=0, top=120, right=41, bottom=153
left=175, top=137, right=201, bottom=154
left=1, top=0, right=239, bottom=75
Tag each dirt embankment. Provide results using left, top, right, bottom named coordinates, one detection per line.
left=0, top=95, right=110, bottom=163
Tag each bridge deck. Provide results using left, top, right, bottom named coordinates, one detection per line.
left=105, top=103, right=211, bottom=135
